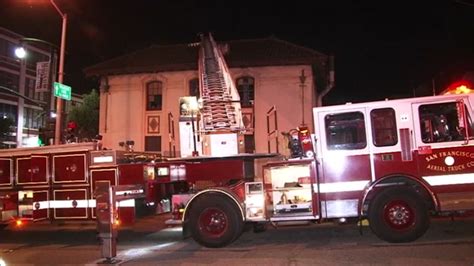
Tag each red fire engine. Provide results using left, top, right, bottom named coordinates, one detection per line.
left=0, top=142, right=168, bottom=227
left=167, top=92, right=474, bottom=248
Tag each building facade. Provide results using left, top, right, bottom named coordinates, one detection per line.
left=0, top=27, right=58, bottom=147
left=85, top=37, right=327, bottom=157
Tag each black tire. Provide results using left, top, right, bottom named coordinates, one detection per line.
left=188, top=193, right=243, bottom=248
left=368, top=187, right=430, bottom=243
left=0, top=223, right=7, bottom=230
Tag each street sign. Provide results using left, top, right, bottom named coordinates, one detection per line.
left=53, top=82, right=71, bottom=101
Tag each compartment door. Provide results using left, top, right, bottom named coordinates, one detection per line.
left=53, top=154, right=87, bottom=183
left=31, top=156, right=48, bottom=184
left=316, top=107, right=372, bottom=218
left=33, top=191, right=49, bottom=221
left=0, top=159, right=12, bottom=187
left=90, top=168, right=117, bottom=218
left=17, top=157, right=32, bottom=184
left=53, top=189, right=88, bottom=219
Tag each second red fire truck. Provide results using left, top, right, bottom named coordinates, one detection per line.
left=0, top=142, right=168, bottom=227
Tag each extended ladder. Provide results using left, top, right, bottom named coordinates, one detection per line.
left=198, top=33, right=244, bottom=132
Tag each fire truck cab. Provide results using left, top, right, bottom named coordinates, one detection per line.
left=181, top=93, right=474, bottom=248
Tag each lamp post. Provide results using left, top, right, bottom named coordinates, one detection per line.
left=50, top=0, right=67, bottom=145
left=15, top=49, right=26, bottom=147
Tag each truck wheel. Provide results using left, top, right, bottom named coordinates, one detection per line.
left=189, top=194, right=243, bottom=248
left=368, top=187, right=429, bottom=243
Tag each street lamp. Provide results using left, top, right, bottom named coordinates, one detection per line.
left=49, top=0, right=67, bottom=145
left=15, top=47, right=26, bottom=58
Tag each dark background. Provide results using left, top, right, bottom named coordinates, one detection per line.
left=1, top=0, right=473, bottom=105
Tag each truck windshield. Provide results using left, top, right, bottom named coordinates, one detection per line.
left=419, top=101, right=473, bottom=143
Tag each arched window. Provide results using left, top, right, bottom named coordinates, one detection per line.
left=146, top=81, right=162, bottom=111
left=236, top=76, right=254, bottom=107
left=189, top=78, right=199, bottom=98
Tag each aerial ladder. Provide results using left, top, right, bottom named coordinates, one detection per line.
left=197, top=33, right=245, bottom=156
left=178, top=33, right=245, bottom=156
left=198, top=33, right=243, bottom=132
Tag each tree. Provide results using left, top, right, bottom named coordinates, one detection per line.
left=67, top=89, right=99, bottom=140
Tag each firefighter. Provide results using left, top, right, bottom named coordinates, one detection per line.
left=433, top=115, right=451, bottom=142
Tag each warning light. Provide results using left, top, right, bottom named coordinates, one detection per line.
left=114, top=219, right=121, bottom=227
left=443, top=81, right=472, bottom=95
left=15, top=219, right=23, bottom=227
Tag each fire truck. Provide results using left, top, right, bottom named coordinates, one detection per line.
left=140, top=33, right=474, bottom=248
left=171, top=92, right=474, bottom=248
left=0, top=142, right=172, bottom=227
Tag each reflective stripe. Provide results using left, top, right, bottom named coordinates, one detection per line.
left=117, top=199, right=134, bottom=207
left=31, top=199, right=135, bottom=209
left=49, top=200, right=90, bottom=208
left=34, top=199, right=97, bottom=209
left=423, top=173, right=474, bottom=186
left=316, top=180, right=369, bottom=193
left=116, top=189, right=144, bottom=196
left=93, top=156, right=114, bottom=163
left=34, top=201, right=49, bottom=210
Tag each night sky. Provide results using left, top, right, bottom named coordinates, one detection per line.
left=1, top=0, right=473, bottom=105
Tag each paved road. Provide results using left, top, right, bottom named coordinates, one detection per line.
left=1, top=215, right=474, bottom=265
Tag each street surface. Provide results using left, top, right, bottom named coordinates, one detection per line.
left=1, top=214, right=474, bottom=265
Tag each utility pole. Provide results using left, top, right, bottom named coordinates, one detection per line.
left=50, top=0, right=67, bottom=145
